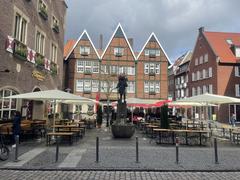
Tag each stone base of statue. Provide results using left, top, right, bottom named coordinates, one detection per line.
left=111, top=100, right=135, bottom=138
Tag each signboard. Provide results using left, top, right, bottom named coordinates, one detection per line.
left=32, top=70, right=45, bottom=81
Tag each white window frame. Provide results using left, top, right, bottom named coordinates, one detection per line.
left=52, top=15, right=59, bottom=28
left=51, top=42, right=58, bottom=63
left=209, top=67, right=212, bottom=77
left=114, top=47, right=124, bottom=56
left=13, top=7, right=29, bottom=44
left=209, top=84, right=213, bottom=94
left=35, top=27, right=46, bottom=55
left=235, top=66, right=240, bottom=77
left=149, top=63, right=155, bottom=74
left=204, top=53, right=208, bottom=63
left=199, top=56, right=203, bottom=64
left=85, top=61, right=92, bottom=73
left=144, top=81, right=149, bottom=93
left=80, top=46, right=90, bottom=55
left=195, top=58, right=198, bottom=66
left=235, top=84, right=240, bottom=97
left=92, top=61, right=99, bottom=73
left=77, top=60, right=84, bottom=73
left=144, top=49, right=149, bottom=56
left=76, top=79, right=83, bottom=92
left=127, top=81, right=135, bottom=93
left=92, top=80, right=99, bottom=92
left=84, top=80, right=91, bottom=92
left=155, top=64, right=160, bottom=74
left=144, top=64, right=149, bottom=74
left=155, top=82, right=160, bottom=93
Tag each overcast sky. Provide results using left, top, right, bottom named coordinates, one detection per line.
left=65, top=0, right=240, bottom=62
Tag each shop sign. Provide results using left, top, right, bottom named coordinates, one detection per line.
left=32, top=70, right=45, bottom=81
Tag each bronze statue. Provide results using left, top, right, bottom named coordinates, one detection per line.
left=116, top=74, right=128, bottom=103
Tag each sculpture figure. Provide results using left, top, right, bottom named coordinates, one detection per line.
left=116, top=74, right=128, bottom=103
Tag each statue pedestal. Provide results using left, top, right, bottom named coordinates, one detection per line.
left=111, top=100, right=135, bottom=138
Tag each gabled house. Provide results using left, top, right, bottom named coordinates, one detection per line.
left=188, top=27, right=240, bottom=122
left=136, top=33, right=170, bottom=99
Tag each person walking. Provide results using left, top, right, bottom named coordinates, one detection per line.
left=12, top=111, right=21, bottom=145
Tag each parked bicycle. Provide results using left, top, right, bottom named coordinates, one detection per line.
left=0, top=134, right=9, bottom=161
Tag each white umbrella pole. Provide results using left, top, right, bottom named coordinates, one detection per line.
left=52, top=99, right=56, bottom=133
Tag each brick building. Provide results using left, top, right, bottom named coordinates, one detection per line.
left=188, top=27, right=240, bottom=122
left=64, top=24, right=170, bottom=113
left=0, top=0, right=67, bottom=120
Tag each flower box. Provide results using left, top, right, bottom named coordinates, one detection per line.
left=39, top=7, right=48, bottom=20
left=50, top=62, right=58, bottom=75
left=52, top=24, right=59, bottom=33
left=13, top=40, right=27, bottom=61
left=35, top=53, right=45, bottom=69
left=149, top=91, right=156, bottom=95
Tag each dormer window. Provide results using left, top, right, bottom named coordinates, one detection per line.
left=226, top=39, right=233, bottom=45
left=80, top=46, right=90, bottom=56
left=144, top=49, right=160, bottom=57
left=114, top=47, right=124, bottom=57
left=230, top=45, right=240, bottom=58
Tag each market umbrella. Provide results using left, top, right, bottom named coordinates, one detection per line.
left=5, top=89, right=95, bottom=132
left=177, top=93, right=240, bottom=121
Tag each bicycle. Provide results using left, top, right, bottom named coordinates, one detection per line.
left=0, top=134, right=9, bottom=161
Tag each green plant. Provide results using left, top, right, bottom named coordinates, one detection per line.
left=160, top=104, right=169, bottom=129
left=51, top=62, right=57, bottom=75
left=35, top=54, right=44, bottom=67
left=96, top=105, right=103, bottom=126
left=15, top=46, right=27, bottom=58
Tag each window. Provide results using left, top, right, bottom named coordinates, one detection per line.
left=144, top=49, right=149, bottom=56
left=38, top=0, right=48, bottom=20
left=76, top=80, right=83, bottom=92
left=204, top=53, right=208, bottom=63
left=84, top=80, right=91, bottom=92
left=192, top=73, right=195, bottom=81
left=203, top=85, right=207, bottom=93
left=14, top=12, right=27, bottom=43
left=149, top=82, right=155, bottom=92
left=236, top=84, right=240, bottom=97
left=144, top=64, right=149, bottom=74
left=195, top=58, right=198, bottom=66
left=80, top=46, right=90, bottom=55
left=192, top=87, right=195, bottom=96
left=202, top=69, right=206, bottom=79
left=144, top=81, right=149, bottom=93
left=197, top=86, right=201, bottom=95
left=101, top=81, right=108, bottom=92
left=149, top=63, right=155, bottom=74
left=197, top=71, right=200, bottom=80
left=127, top=81, right=135, bottom=93
left=209, top=67, right=212, bottom=77
left=0, top=89, right=18, bottom=120
left=186, top=88, right=189, bottom=97
left=199, top=56, right=203, bottom=64
left=209, top=84, right=213, bottom=94
left=114, top=47, right=124, bottom=56
left=186, top=74, right=188, bottom=83
left=235, top=66, right=240, bottom=77
left=92, top=80, right=99, bottom=92
left=181, top=89, right=184, bottom=97
left=111, top=81, right=117, bottom=92
left=226, top=39, right=233, bottom=45
left=35, top=30, right=45, bottom=55
left=155, top=82, right=160, bottom=93
left=51, top=43, right=57, bottom=63
left=181, top=76, right=184, bottom=84
left=236, top=47, right=240, bottom=58
left=77, top=60, right=84, bottom=73
left=85, top=61, right=92, bottom=73
left=155, top=64, right=160, bottom=74
left=92, top=62, right=99, bottom=73
left=101, top=65, right=108, bottom=74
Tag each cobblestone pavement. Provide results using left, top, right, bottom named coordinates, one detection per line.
left=1, top=126, right=240, bottom=171
left=1, top=170, right=240, bottom=180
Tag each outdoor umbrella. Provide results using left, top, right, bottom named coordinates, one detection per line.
left=5, top=89, right=95, bottom=132
left=177, top=93, right=240, bottom=121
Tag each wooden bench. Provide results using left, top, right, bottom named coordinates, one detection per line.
left=46, top=132, right=74, bottom=145
left=57, top=127, right=84, bottom=138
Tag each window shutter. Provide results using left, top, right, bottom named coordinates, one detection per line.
left=235, top=66, right=239, bottom=77
left=235, top=84, right=240, bottom=97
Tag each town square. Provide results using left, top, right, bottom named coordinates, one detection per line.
left=1, top=0, right=240, bottom=179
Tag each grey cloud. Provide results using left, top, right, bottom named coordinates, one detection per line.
left=65, top=0, right=240, bottom=62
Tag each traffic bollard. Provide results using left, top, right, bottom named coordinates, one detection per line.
left=136, top=136, right=139, bottom=163
left=55, top=136, right=59, bottom=162
left=176, top=137, right=179, bottom=164
left=214, top=138, right=219, bottom=164
left=14, top=135, right=19, bottom=162
left=96, top=137, right=99, bottom=163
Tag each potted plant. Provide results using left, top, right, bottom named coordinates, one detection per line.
left=35, top=53, right=45, bottom=69
left=51, top=62, right=57, bottom=75
left=96, top=105, right=103, bottom=128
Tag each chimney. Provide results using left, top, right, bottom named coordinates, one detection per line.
left=99, top=34, right=103, bottom=50
left=198, top=27, right=205, bottom=33
left=128, top=38, right=133, bottom=48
